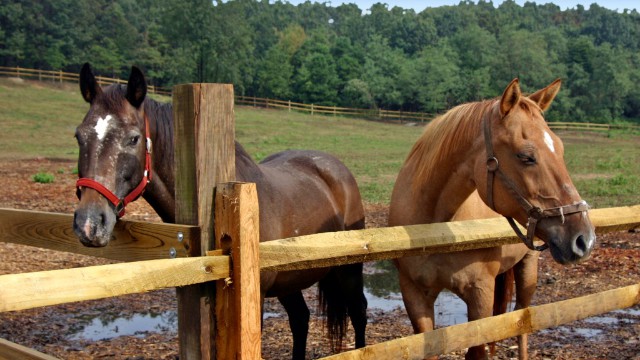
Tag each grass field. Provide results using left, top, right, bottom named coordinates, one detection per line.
left=0, top=77, right=638, bottom=207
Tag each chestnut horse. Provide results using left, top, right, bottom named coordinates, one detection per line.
left=72, top=64, right=367, bottom=359
left=388, top=79, right=595, bottom=359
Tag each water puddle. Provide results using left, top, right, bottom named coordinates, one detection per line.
left=69, top=311, right=176, bottom=341
left=68, top=260, right=638, bottom=341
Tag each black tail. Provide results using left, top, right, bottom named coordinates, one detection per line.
left=318, top=269, right=350, bottom=353
left=317, top=261, right=368, bottom=353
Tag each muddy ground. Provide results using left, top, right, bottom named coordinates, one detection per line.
left=0, top=158, right=639, bottom=359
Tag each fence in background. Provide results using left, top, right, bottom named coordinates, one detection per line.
left=5, top=65, right=639, bottom=131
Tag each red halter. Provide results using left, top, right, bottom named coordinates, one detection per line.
left=76, top=114, right=152, bottom=218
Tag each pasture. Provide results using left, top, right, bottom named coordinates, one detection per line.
left=0, top=77, right=639, bottom=359
left=0, top=77, right=638, bottom=207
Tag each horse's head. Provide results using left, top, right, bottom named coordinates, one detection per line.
left=73, top=63, right=151, bottom=247
left=477, top=78, right=595, bottom=264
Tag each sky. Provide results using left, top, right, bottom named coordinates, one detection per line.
left=284, top=0, right=638, bottom=13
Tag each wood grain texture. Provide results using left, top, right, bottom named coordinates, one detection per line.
left=258, top=205, right=640, bottom=271
left=0, top=338, right=60, bottom=360
left=323, top=283, right=640, bottom=360
left=0, top=208, right=196, bottom=261
left=0, top=256, right=229, bottom=312
left=214, top=183, right=261, bottom=360
left=173, top=83, right=236, bottom=360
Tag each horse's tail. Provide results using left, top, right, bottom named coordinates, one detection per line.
left=318, top=270, right=350, bottom=353
left=489, top=268, right=515, bottom=355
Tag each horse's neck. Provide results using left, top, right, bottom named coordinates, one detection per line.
left=143, top=101, right=176, bottom=223
left=403, top=135, right=483, bottom=224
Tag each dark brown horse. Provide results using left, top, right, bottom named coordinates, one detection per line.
left=388, top=79, right=596, bottom=359
left=73, top=63, right=367, bottom=359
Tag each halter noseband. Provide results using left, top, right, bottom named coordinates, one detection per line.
left=483, top=111, right=589, bottom=251
left=76, top=114, right=152, bottom=218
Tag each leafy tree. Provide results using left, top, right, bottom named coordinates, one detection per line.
left=291, top=31, right=339, bottom=105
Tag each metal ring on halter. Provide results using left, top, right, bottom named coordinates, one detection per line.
left=487, top=157, right=499, bottom=172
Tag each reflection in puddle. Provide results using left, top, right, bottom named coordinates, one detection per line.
left=69, top=311, right=177, bottom=341
left=364, top=260, right=467, bottom=326
left=67, top=260, right=640, bottom=342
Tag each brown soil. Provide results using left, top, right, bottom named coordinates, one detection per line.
left=1, top=158, right=639, bottom=359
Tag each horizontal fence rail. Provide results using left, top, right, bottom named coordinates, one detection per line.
left=5, top=66, right=638, bottom=130
left=0, top=66, right=170, bottom=95
left=0, top=205, right=638, bottom=312
left=323, top=283, right=640, bottom=360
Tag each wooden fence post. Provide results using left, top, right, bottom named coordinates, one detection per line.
left=173, top=83, right=235, bottom=360
left=214, top=182, right=261, bottom=360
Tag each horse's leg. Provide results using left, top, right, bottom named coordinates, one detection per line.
left=398, top=269, right=438, bottom=333
left=333, top=263, right=368, bottom=348
left=513, top=251, right=539, bottom=360
left=279, top=291, right=310, bottom=360
left=460, top=278, right=495, bottom=360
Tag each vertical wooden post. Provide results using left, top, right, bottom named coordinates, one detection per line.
left=214, top=182, right=261, bottom=360
left=173, top=83, right=235, bottom=360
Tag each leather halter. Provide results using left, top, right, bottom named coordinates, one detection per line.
left=76, top=114, right=152, bottom=218
left=483, top=111, right=589, bottom=251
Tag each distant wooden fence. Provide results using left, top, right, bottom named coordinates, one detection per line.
left=1, top=81, right=640, bottom=359
left=0, top=66, right=170, bottom=96
left=3, top=66, right=640, bottom=131
left=235, top=95, right=431, bottom=123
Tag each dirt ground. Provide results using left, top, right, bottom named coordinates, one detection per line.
left=0, top=158, right=639, bottom=359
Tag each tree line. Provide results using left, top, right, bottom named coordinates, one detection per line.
left=1, top=0, right=639, bottom=123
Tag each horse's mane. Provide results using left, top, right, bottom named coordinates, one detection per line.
left=406, top=95, right=543, bottom=190
left=406, top=100, right=493, bottom=189
left=143, top=97, right=174, bottom=163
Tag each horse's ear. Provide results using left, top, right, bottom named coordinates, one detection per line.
left=126, top=66, right=147, bottom=109
left=529, top=78, right=562, bottom=112
left=79, top=63, right=101, bottom=104
left=500, top=78, right=521, bottom=116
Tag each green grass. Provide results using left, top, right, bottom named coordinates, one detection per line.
left=1, top=78, right=638, bottom=207
left=32, top=172, right=55, bottom=183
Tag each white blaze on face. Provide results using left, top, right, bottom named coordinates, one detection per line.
left=95, top=115, right=112, bottom=140
left=543, top=131, right=555, bottom=153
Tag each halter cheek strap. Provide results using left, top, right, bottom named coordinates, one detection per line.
left=483, top=111, right=589, bottom=251
left=76, top=114, right=152, bottom=218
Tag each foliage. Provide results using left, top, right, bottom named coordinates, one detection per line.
left=32, top=172, right=55, bottom=183
left=1, top=0, right=640, bottom=123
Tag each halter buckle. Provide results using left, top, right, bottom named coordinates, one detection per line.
left=115, top=200, right=126, bottom=217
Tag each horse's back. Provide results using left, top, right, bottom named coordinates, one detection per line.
left=237, top=147, right=365, bottom=297
left=237, top=147, right=364, bottom=241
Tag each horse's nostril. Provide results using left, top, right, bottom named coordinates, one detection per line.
left=573, top=234, right=588, bottom=256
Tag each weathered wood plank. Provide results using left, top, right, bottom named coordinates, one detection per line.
left=0, top=256, right=229, bottom=312
left=259, top=205, right=640, bottom=271
left=214, top=183, right=261, bottom=360
left=0, top=338, right=60, bottom=360
left=590, top=204, right=640, bottom=233
left=0, top=208, right=196, bottom=261
left=323, top=283, right=640, bottom=360
left=173, top=83, right=235, bottom=360
left=1, top=205, right=637, bottom=270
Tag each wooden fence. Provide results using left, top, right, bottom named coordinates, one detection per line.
left=0, top=66, right=170, bottom=96
left=1, top=83, right=640, bottom=359
left=3, top=65, right=640, bottom=131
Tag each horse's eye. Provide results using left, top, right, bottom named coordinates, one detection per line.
left=129, top=135, right=140, bottom=146
left=517, top=153, right=536, bottom=165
